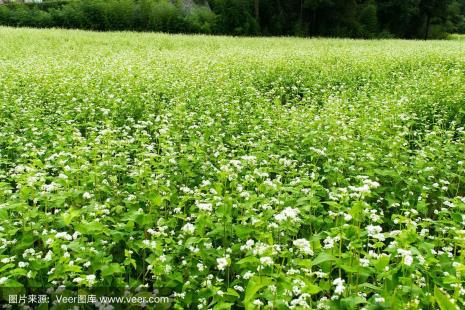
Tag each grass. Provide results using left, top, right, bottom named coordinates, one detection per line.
left=448, top=33, right=465, bottom=40
left=0, top=27, right=465, bottom=309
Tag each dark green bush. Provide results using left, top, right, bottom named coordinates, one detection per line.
left=148, top=0, right=183, bottom=32
left=0, top=0, right=192, bottom=32
left=0, top=0, right=463, bottom=38
left=50, top=3, right=86, bottom=29
left=184, top=6, right=217, bottom=33
left=104, top=0, right=134, bottom=30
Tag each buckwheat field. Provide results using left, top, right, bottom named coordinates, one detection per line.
left=1, top=27, right=465, bottom=309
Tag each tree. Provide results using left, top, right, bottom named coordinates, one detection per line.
left=420, top=0, right=452, bottom=39
left=377, top=0, right=420, bottom=38
left=0, top=0, right=464, bottom=38
left=254, top=0, right=259, bottom=21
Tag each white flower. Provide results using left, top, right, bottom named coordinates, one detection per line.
left=72, top=231, right=80, bottom=240
left=333, top=278, right=345, bottom=295
left=0, top=277, right=8, bottom=285
left=366, top=225, right=384, bottom=241
left=348, top=184, right=370, bottom=193
left=404, top=255, right=413, bottom=266
left=323, top=236, right=339, bottom=249
left=274, top=207, right=300, bottom=222
left=197, top=202, right=213, bottom=212
left=86, top=274, right=96, bottom=286
left=397, top=249, right=413, bottom=266
left=23, top=248, right=36, bottom=258
left=18, top=261, right=29, bottom=268
left=216, top=257, right=229, bottom=270
left=83, top=192, right=92, bottom=199
left=418, top=255, right=425, bottom=265
left=181, top=223, right=195, bottom=235
left=55, top=232, right=72, bottom=241
left=293, top=238, right=314, bottom=256
left=240, top=239, right=255, bottom=251
left=359, top=258, right=370, bottom=267
left=43, top=182, right=59, bottom=192
left=269, top=284, right=277, bottom=294
left=243, top=271, right=255, bottom=279
left=366, top=225, right=382, bottom=236
left=142, top=239, right=157, bottom=248
left=259, top=256, right=273, bottom=266
left=44, top=251, right=53, bottom=261
left=234, top=285, right=244, bottom=292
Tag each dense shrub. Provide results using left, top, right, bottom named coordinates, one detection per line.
left=49, top=3, right=86, bottom=29
left=358, top=1, right=379, bottom=38
left=184, top=6, right=217, bottom=33
left=0, top=0, right=216, bottom=34
left=0, top=0, right=463, bottom=38
left=147, top=0, right=185, bottom=33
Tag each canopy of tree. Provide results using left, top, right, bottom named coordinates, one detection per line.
left=0, top=0, right=464, bottom=39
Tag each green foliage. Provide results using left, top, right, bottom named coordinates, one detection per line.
left=210, top=0, right=259, bottom=35
left=0, top=0, right=464, bottom=38
left=0, top=0, right=217, bottom=34
left=147, top=0, right=185, bottom=33
left=184, top=6, right=217, bottom=33
left=0, top=27, right=465, bottom=308
left=435, top=287, right=458, bottom=310
left=358, top=1, right=379, bottom=38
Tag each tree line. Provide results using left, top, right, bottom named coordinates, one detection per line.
left=0, top=0, right=464, bottom=39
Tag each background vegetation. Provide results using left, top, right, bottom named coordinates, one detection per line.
left=0, top=0, right=464, bottom=39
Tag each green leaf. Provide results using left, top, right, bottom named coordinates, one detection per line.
left=213, top=302, right=233, bottom=310
left=360, top=283, right=381, bottom=291
left=225, top=288, right=240, bottom=298
left=0, top=263, right=15, bottom=273
left=62, top=208, right=80, bottom=226
left=451, top=213, right=463, bottom=223
left=244, top=276, right=273, bottom=306
left=435, top=287, right=458, bottom=310
left=3, top=279, right=24, bottom=288
left=294, top=258, right=313, bottom=268
left=236, top=256, right=260, bottom=265
left=341, top=296, right=367, bottom=308
left=339, top=264, right=358, bottom=273
left=349, top=201, right=365, bottom=222
left=312, top=252, right=336, bottom=266
left=0, top=208, right=8, bottom=220
left=301, top=283, right=322, bottom=295
left=75, top=221, right=107, bottom=235
left=64, top=265, right=83, bottom=273
left=101, top=263, right=125, bottom=277
left=372, top=255, right=390, bottom=273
